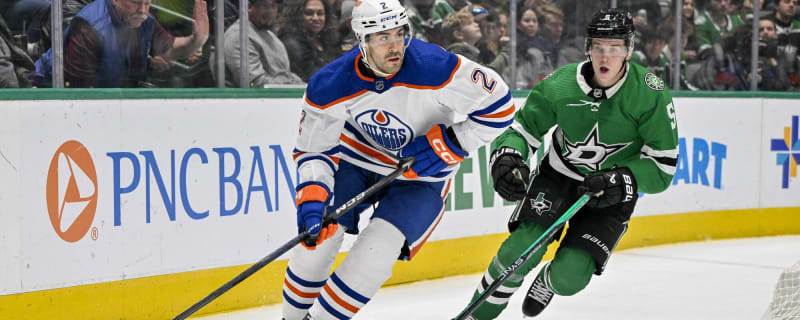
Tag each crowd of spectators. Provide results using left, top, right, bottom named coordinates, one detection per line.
left=0, top=0, right=798, bottom=90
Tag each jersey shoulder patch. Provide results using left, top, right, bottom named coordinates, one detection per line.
left=644, top=72, right=665, bottom=91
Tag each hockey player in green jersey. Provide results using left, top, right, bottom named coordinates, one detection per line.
left=458, top=8, right=679, bottom=319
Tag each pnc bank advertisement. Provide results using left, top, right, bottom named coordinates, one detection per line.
left=0, top=96, right=797, bottom=295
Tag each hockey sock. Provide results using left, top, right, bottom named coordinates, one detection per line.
left=468, top=222, right=549, bottom=320
left=282, top=227, right=346, bottom=320
left=309, top=218, right=404, bottom=320
left=548, top=247, right=596, bottom=296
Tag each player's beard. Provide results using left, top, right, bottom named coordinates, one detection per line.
left=368, top=50, right=403, bottom=76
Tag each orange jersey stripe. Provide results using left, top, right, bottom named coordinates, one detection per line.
left=305, top=89, right=368, bottom=110
left=294, top=152, right=340, bottom=165
left=284, top=278, right=321, bottom=299
left=323, top=284, right=360, bottom=314
left=478, top=104, right=516, bottom=119
left=339, top=134, right=398, bottom=166
left=409, top=206, right=445, bottom=259
left=409, top=179, right=451, bottom=259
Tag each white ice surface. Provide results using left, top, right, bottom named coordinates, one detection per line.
left=194, top=235, right=800, bottom=320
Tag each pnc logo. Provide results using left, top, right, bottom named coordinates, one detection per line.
left=46, top=140, right=98, bottom=242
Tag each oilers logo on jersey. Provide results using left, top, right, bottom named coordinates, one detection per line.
left=294, top=39, right=515, bottom=185
left=355, top=109, right=413, bottom=151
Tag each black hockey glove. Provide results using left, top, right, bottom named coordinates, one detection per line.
left=579, top=166, right=638, bottom=208
left=490, top=147, right=530, bottom=201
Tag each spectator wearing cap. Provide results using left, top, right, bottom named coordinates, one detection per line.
left=214, top=0, right=303, bottom=87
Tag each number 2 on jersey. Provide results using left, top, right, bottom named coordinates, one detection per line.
left=470, top=68, right=496, bottom=93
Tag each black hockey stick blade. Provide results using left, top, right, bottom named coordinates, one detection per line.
left=454, top=193, right=592, bottom=320
left=173, top=157, right=414, bottom=320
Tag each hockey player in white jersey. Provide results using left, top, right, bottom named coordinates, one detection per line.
left=280, top=0, right=514, bottom=319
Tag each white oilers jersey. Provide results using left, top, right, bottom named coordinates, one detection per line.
left=294, top=39, right=514, bottom=191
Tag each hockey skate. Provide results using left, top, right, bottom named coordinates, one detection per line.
left=521, top=263, right=554, bottom=317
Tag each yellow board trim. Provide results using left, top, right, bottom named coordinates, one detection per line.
left=2, top=207, right=798, bottom=319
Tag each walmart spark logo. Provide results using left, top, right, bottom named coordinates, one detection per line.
left=770, top=116, right=800, bottom=189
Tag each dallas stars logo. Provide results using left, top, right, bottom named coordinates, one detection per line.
left=529, top=192, right=552, bottom=215
left=645, top=73, right=664, bottom=91
left=563, top=124, right=631, bottom=171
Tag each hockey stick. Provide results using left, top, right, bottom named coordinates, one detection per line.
left=454, top=192, right=592, bottom=320
left=173, top=157, right=415, bottom=320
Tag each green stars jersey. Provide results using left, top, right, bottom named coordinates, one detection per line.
left=694, top=10, right=744, bottom=54
left=492, top=61, right=679, bottom=194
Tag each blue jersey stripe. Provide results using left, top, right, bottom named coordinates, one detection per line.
left=338, top=147, right=397, bottom=170
left=282, top=291, right=313, bottom=310
left=330, top=272, right=370, bottom=304
left=318, top=295, right=352, bottom=320
left=286, top=267, right=327, bottom=288
left=297, top=155, right=337, bottom=173
left=343, top=122, right=374, bottom=146
left=469, top=91, right=512, bottom=116
left=469, top=115, right=514, bottom=128
left=294, top=147, right=339, bottom=156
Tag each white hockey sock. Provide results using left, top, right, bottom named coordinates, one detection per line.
left=282, top=227, right=345, bottom=320
left=309, top=218, right=405, bottom=320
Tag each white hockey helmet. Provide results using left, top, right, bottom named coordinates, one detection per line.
left=350, top=0, right=412, bottom=69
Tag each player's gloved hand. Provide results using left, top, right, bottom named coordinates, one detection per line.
left=400, top=124, right=467, bottom=179
left=490, top=147, right=530, bottom=201
left=296, top=184, right=338, bottom=250
left=578, top=166, right=638, bottom=208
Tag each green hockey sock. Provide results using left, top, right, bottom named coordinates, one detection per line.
left=467, top=222, right=550, bottom=320
left=548, top=247, right=596, bottom=296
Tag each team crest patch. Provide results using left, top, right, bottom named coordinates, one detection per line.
left=645, top=73, right=664, bottom=91
left=529, top=192, right=552, bottom=216
left=354, top=109, right=413, bottom=151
